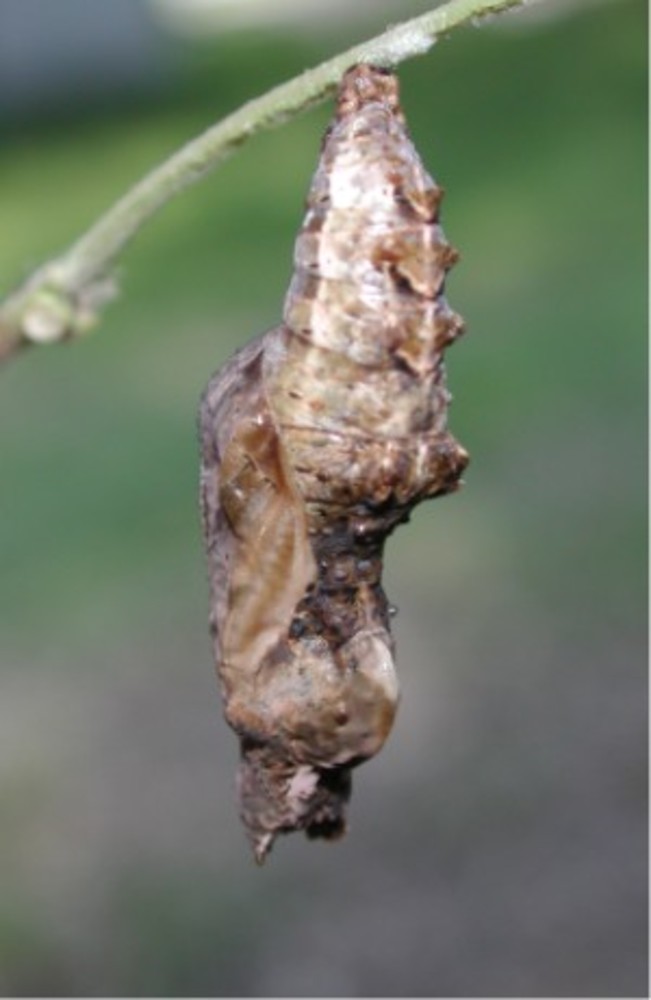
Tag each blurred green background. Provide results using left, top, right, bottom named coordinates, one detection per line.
left=0, top=0, right=646, bottom=995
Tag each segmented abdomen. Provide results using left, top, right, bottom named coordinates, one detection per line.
left=266, top=64, right=467, bottom=529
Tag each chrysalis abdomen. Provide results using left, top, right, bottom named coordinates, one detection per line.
left=200, top=65, right=467, bottom=862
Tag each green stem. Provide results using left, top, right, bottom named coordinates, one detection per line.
left=0, top=0, right=529, bottom=363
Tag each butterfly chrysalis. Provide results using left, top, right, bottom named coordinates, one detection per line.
left=199, top=65, right=468, bottom=862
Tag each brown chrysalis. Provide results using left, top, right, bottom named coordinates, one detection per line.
left=199, top=64, right=468, bottom=862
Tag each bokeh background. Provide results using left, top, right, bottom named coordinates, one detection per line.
left=0, top=0, right=646, bottom=995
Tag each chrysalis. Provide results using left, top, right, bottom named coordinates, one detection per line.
left=199, top=65, right=468, bottom=862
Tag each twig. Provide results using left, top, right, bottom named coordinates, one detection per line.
left=0, top=0, right=530, bottom=363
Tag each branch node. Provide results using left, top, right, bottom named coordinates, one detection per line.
left=22, top=289, right=73, bottom=345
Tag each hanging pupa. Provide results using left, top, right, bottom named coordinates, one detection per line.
left=199, top=64, right=468, bottom=862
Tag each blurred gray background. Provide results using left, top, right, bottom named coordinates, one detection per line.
left=0, top=0, right=646, bottom=995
